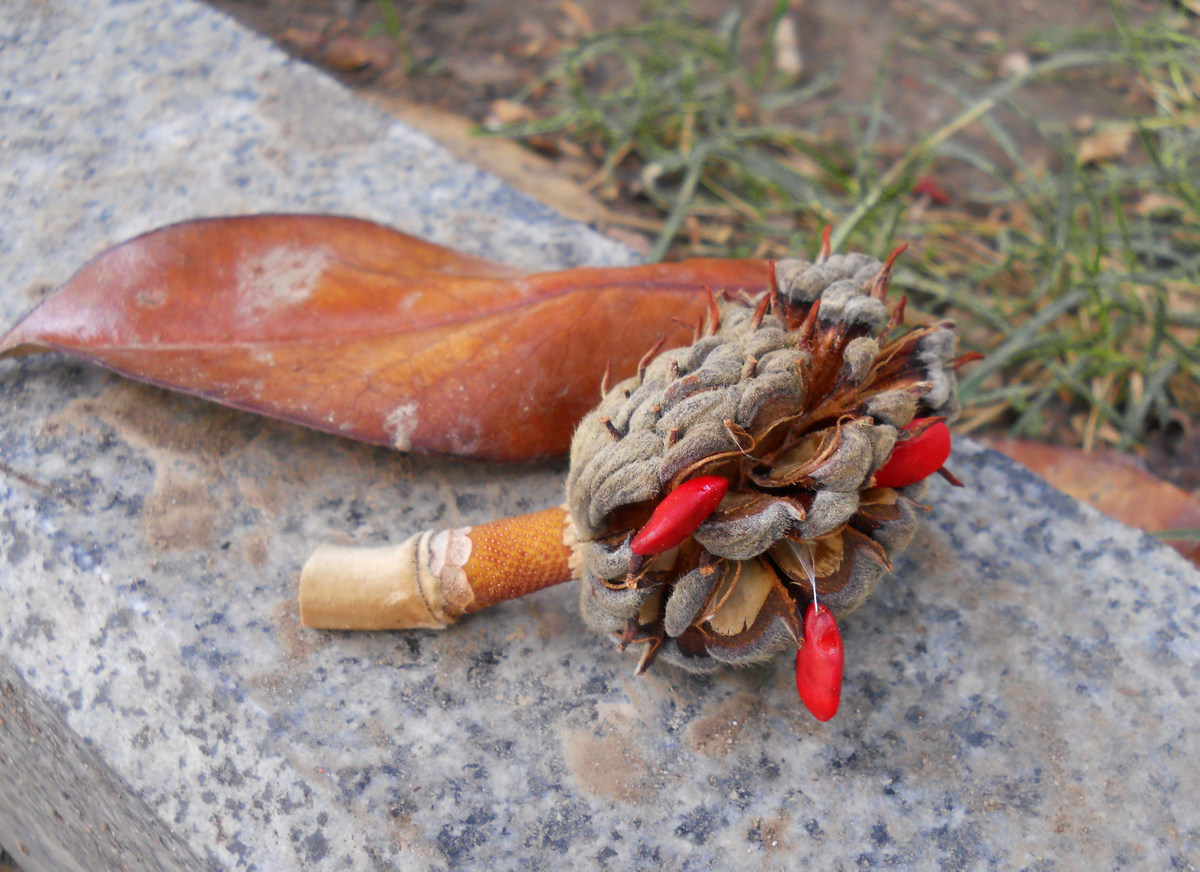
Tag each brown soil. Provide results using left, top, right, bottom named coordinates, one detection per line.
left=200, top=0, right=1185, bottom=264
left=207, top=0, right=1161, bottom=172
left=201, top=0, right=1181, bottom=274
left=208, top=0, right=1171, bottom=185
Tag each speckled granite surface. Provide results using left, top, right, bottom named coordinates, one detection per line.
left=1, top=1, right=1199, bottom=870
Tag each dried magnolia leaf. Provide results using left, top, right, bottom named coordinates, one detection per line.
left=0, top=214, right=772, bottom=460
left=981, top=436, right=1200, bottom=567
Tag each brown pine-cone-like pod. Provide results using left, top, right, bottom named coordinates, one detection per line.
left=566, top=246, right=959, bottom=674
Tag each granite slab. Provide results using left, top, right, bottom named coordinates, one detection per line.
left=1, top=1, right=1199, bottom=870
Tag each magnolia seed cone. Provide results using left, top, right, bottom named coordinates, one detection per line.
left=566, top=250, right=959, bottom=674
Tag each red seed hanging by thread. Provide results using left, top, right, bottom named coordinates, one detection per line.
left=795, top=603, right=844, bottom=721
left=874, top=418, right=952, bottom=489
left=629, top=475, right=730, bottom=556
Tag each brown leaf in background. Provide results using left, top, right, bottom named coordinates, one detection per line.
left=557, top=0, right=595, bottom=37
left=0, top=215, right=772, bottom=461
left=1077, top=124, right=1134, bottom=165
left=484, top=98, right=539, bottom=127
left=981, top=436, right=1200, bottom=567
left=322, top=33, right=395, bottom=73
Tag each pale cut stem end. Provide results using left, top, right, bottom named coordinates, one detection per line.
left=300, top=537, right=443, bottom=630
left=299, top=506, right=578, bottom=631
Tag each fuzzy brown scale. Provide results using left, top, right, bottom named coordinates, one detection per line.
left=566, top=252, right=959, bottom=674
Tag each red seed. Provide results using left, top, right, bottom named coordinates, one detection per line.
left=795, top=603, right=844, bottom=721
left=873, top=419, right=952, bottom=489
left=629, top=475, right=729, bottom=556
left=912, top=174, right=952, bottom=205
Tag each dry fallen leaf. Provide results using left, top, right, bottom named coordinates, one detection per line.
left=484, top=98, right=539, bottom=128
left=1078, top=124, right=1135, bottom=165
left=1132, top=192, right=1185, bottom=216
left=772, top=16, right=803, bottom=81
left=1071, top=113, right=1096, bottom=134
left=557, top=0, right=595, bottom=37
left=981, top=436, right=1200, bottom=567
left=998, top=51, right=1031, bottom=78
left=933, top=0, right=977, bottom=26
left=0, top=215, right=772, bottom=461
left=322, top=34, right=395, bottom=73
left=278, top=27, right=326, bottom=55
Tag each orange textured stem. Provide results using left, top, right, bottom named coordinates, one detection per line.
left=459, top=507, right=574, bottom=613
